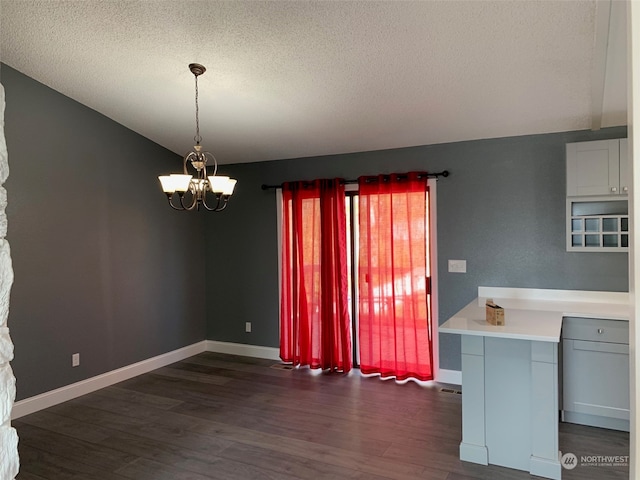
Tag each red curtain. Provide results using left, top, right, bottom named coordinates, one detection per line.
left=358, top=172, right=433, bottom=381
left=280, top=179, right=352, bottom=372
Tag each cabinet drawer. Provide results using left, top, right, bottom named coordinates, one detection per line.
left=562, top=317, right=628, bottom=344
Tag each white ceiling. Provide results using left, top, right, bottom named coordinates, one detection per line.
left=0, top=0, right=628, bottom=165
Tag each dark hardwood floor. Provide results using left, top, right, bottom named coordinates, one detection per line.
left=14, top=352, right=629, bottom=479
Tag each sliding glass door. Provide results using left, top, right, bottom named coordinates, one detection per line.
left=280, top=174, right=434, bottom=381
left=353, top=175, right=433, bottom=380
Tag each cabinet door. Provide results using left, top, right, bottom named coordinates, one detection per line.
left=563, top=339, right=629, bottom=420
left=620, top=138, right=629, bottom=194
left=566, top=139, right=620, bottom=196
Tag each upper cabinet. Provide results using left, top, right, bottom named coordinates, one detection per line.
left=566, top=139, right=629, bottom=196
left=566, top=138, right=629, bottom=252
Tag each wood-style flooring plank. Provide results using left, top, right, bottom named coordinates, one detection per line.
left=114, top=457, right=215, bottom=480
left=216, top=441, right=395, bottom=480
left=15, top=351, right=629, bottom=480
left=15, top=410, right=115, bottom=444
left=186, top=414, right=446, bottom=480
left=98, top=430, right=305, bottom=480
left=15, top=422, right=138, bottom=474
left=13, top=471, right=48, bottom=480
left=17, top=442, right=131, bottom=480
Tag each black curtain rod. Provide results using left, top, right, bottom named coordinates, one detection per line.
left=261, top=170, right=449, bottom=190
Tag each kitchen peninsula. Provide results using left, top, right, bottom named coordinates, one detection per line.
left=440, top=286, right=629, bottom=480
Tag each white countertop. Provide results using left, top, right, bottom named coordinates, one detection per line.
left=439, top=287, right=630, bottom=343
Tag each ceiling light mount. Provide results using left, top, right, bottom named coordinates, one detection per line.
left=158, top=63, right=236, bottom=212
left=189, top=63, right=206, bottom=77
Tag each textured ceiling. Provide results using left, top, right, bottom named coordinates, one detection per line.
left=0, top=0, right=627, bottom=165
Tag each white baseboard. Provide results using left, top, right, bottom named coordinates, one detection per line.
left=529, top=456, right=561, bottom=480
left=11, top=341, right=207, bottom=420
left=13, top=340, right=448, bottom=419
left=460, top=442, right=489, bottom=465
left=207, top=342, right=456, bottom=383
left=437, top=368, right=462, bottom=386
left=206, top=340, right=280, bottom=360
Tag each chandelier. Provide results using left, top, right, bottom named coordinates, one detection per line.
left=158, top=63, right=237, bottom=211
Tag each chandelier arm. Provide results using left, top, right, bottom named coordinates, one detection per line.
left=200, top=152, right=217, bottom=177
left=214, top=195, right=229, bottom=212
left=202, top=192, right=229, bottom=212
left=215, top=198, right=229, bottom=211
left=210, top=154, right=218, bottom=177
left=179, top=192, right=198, bottom=211
left=201, top=191, right=222, bottom=211
left=183, top=154, right=191, bottom=174
left=201, top=194, right=216, bottom=211
left=167, top=195, right=185, bottom=211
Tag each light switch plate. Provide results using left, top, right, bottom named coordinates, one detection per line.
left=448, top=259, right=467, bottom=273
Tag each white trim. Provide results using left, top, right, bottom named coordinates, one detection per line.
left=428, top=178, right=440, bottom=386
left=628, top=1, right=639, bottom=475
left=529, top=456, right=561, bottom=480
left=11, top=341, right=207, bottom=419
left=276, top=187, right=283, bottom=337
left=477, top=286, right=628, bottom=304
left=591, top=0, right=612, bottom=130
left=437, top=368, right=462, bottom=386
left=11, top=337, right=456, bottom=419
left=206, top=340, right=280, bottom=360
left=459, top=443, right=489, bottom=465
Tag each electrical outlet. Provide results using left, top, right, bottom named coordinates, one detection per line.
left=245, top=322, right=252, bottom=333
left=72, top=353, right=80, bottom=367
left=448, top=259, right=467, bottom=273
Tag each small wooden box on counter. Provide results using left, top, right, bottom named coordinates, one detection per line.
left=485, top=299, right=505, bottom=326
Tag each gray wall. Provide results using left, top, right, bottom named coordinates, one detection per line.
left=3, top=63, right=629, bottom=394
left=206, top=127, right=628, bottom=371
left=2, top=64, right=207, bottom=400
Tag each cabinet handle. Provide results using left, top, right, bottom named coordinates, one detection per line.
left=597, top=328, right=604, bottom=334
left=611, top=187, right=618, bottom=193
left=623, top=186, right=629, bottom=192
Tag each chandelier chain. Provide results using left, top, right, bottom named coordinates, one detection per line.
left=194, top=74, right=202, bottom=145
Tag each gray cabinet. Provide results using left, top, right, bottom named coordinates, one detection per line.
left=561, top=317, right=629, bottom=431
left=566, top=138, right=629, bottom=252
left=566, top=139, right=628, bottom=196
